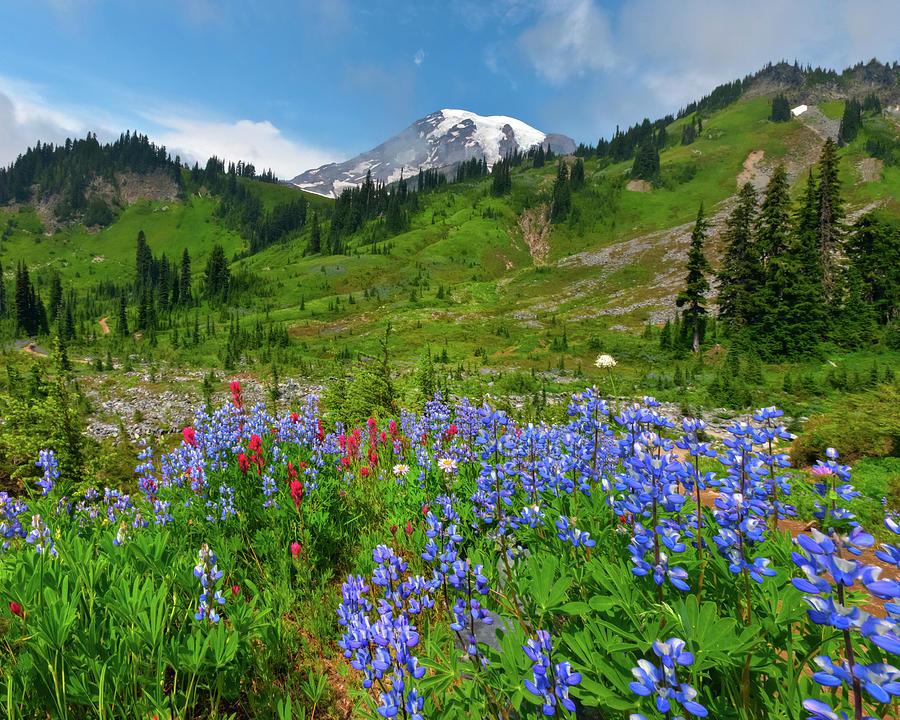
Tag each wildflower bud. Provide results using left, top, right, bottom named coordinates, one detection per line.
left=290, top=542, right=301, bottom=557
left=405, top=521, right=413, bottom=535
left=231, top=585, right=240, bottom=597
left=390, top=524, right=398, bottom=537
left=9, top=601, right=23, bottom=618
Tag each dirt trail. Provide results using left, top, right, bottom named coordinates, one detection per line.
left=737, top=150, right=766, bottom=188
left=99, top=316, right=110, bottom=335
left=626, top=179, right=652, bottom=193
left=518, top=204, right=551, bottom=265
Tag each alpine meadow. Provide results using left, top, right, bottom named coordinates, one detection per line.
left=3, top=29, right=900, bottom=720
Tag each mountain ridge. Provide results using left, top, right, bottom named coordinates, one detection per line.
left=289, top=109, right=575, bottom=197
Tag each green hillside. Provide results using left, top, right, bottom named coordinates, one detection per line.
left=3, top=73, right=900, bottom=428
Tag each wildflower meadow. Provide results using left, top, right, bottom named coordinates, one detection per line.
left=2, top=375, right=900, bottom=720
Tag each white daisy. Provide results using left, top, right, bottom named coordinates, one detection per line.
left=437, top=457, right=458, bottom=473
left=393, top=463, right=410, bottom=477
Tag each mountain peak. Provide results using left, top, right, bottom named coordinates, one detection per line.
left=290, top=109, right=575, bottom=197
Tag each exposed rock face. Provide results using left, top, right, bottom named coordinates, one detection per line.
left=290, top=109, right=576, bottom=197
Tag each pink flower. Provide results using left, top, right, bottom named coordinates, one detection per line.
left=9, top=601, right=22, bottom=618
left=237, top=453, right=249, bottom=475
left=182, top=427, right=196, bottom=447
left=405, top=521, right=413, bottom=535
left=231, top=585, right=240, bottom=597
left=291, top=542, right=301, bottom=556
left=230, top=380, right=243, bottom=409
left=290, top=479, right=304, bottom=510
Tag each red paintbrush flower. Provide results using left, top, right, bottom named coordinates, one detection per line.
left=290, top=479, right=304, bottom=510
left=182, top=426, right=196, bottom=447
left=9, top=601, right=23, bottom=618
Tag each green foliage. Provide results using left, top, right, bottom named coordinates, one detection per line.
left=631, top=142, right=660, bottom=182
left=790, top=382, right=900, bottom=465
left=676, top=203, right=712, bottom=352
left=770, top=94, right=791, bottom=122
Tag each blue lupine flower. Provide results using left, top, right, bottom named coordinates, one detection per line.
left=193, top=543, right=225, bottom=623
left=35, top=449, right=59, bottom=496
left=628, top=639, right=707, bottom=718
left=25, top=514, right=56, bottom=557
left=522, top=630, right=582, bottom=715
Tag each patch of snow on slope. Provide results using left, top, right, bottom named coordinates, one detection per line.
left=431, top=109, right=547, bottom=165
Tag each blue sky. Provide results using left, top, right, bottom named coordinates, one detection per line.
left=2, top=0, right=899, bottom=177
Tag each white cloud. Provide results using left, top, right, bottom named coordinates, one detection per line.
left=0, top=78, right=100, bottom=165
left=151, top=115, right=339, bottom=178
left=0, top=76, right=340, bottom=179
left=414, top=48, right=425, bottom=65
left=516, top=0, right=615, bottom=84
left=515, top=0, right=900, bottom=139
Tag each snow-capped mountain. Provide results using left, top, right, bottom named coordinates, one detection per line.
left=289, top=109, right=576, bottom=197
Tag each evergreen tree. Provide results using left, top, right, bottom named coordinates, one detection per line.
left=204, top=244, right=230, bottom=300
left=815, top=139, right=844, bottom=303
left=491, top=159, right=512, bottom=196
left=681, top=122, right=696, bottom=146
left=116, top=293, right=128, bottom=337
left=676, top=203, right=713, bottom=352
left=533, top=145, right=545, bottom=169
left=549, top=161, right=571, bottom=222
left=717, top=182, right=760, bottom=335
left=180, top=248, right=192, bottom=305
left=570, top=157, right=585, bottom=191
left=762, top=171, right=825, bottom=358
left=839, top=98, right=863, bottom=144
left=48, top=273, right=63, bottom=324
left=416, top=347, right=436, bottom=400
left=135, top=230, right=152, bottom=290
left=15, top=262, right=38, bottom=336
left=309, top=211, right=321, bottom=254
left=846, top=213, right=900, bottom=324
left=770, top=94, right=791, bottom=122
left=631, top=142, right=660, bottom=182
left=755, top=166, right=791, bottom=271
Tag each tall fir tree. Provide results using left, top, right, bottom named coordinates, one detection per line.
left=117, top=293, right=129, bottom=337
left=180, top=248, right=192, bottom=305
left=717, top=182, right=761, bottom=336
left=570, top=157, right=585, bottom=191
left=846, top=213, right=900, bottom=325
left=631, top=142, right=660, bottom=182
left=549, top=161, right=571, bottom=222
left=135, top=229, right=152, bottom=290
left=770, top=94, right=791, bottom=122
left=815, top=139, right=844, bottom=303
left=15, top=261, right=37, bottom=336
left=676, top=202, right=713, bottom=352
left=762, top=171, right=825, bottom=358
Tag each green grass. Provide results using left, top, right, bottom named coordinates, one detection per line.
left=819, top=100, right=845, bottom=120
left=3, top=92, right=900, bottom=396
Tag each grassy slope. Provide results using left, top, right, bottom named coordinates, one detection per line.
left=3, top=96, right=900, bottom=378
